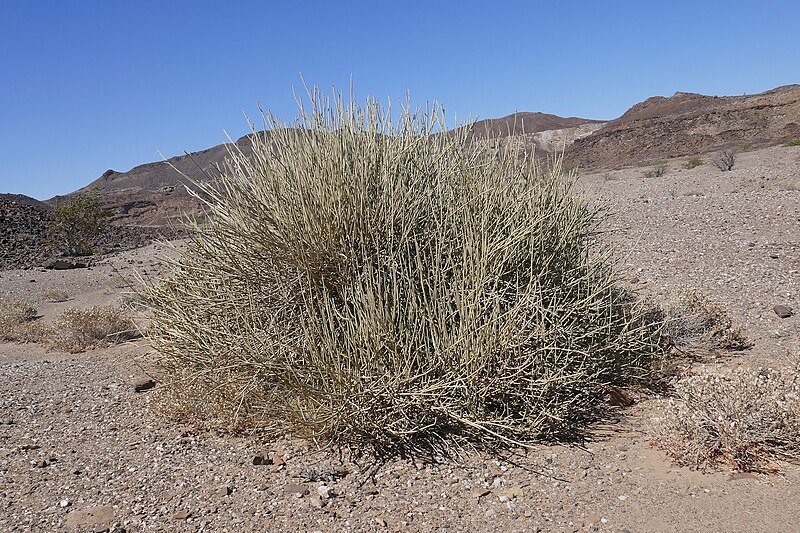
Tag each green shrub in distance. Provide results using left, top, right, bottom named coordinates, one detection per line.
left=682, top=156, right=703, bottom=169
left=144, top=89, right=666, bottom=456
left=47, top=193, right=113, bottom=256
left=738, top=143, right=755, bottom=152
left=784, top=139, right=800, bottom=147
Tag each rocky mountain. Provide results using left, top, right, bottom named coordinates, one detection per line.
left=35, top=84, right=799, bottom=226
left=566, top=84, right=800, bottom=169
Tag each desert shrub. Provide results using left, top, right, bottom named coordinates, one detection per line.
left=0, top=298, right=41, bottom=342
left=661, top=289, right=751, bottom=356
left=42, top=289, right=71, bottom=303
left=641, top=164, right=667, bottom=178
left=738, top=143, right=755, bottom=152
left=784, top=139, right=800, bottom=147
left=47, top=193, right=113, bottom=256
left=712, top=149, right=736, bottom=172
left=47, top=306, right=139, bottom=352
left=682, top=157, right=703, bottom=169
left=654, top=364, right=800, bottom=471
left=144, top=89, right=666, bottom=456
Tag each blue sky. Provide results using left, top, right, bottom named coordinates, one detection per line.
left=1, top=1, right=798, bottom=200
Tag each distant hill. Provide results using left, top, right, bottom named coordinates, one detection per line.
left=35, top=83, right=799, bottom=225
left=566, top=84, right=800, bottom=169
left=468, top=112, right=602, bottom=139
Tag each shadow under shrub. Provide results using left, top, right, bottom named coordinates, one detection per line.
left=144, top=90, right=666, bottom=456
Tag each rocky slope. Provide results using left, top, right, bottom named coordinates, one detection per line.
left=32, top=84, right=800, bottom=226
left=567, top=84, right=800, bottom=169
left=0, top=196, right=52, bottom=270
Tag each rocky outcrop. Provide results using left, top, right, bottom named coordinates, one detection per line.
left=0, top=197, right=51, bottom=270
left=566, top=85, right=800, bottom=169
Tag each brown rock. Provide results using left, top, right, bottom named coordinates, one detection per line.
left=506, top=486, right=524, bottom=499
left=285, top=484, right=310, bottom=497
left=773, top=304, right=793, bottom=318
left=133, top=378, right=156, bottom=393
left=172, top=510, right=191, bottom=520
left=473, top=488, right=492, bottom=499
left=65, top=506, right=115, bottom=531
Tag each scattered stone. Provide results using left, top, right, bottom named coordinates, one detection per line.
left=317, top=485, right=333, bottom=499
left=506, top=486, right=524, bottom=499
left=285, top=484, right=310, bottom=498
left=252, top=454, right=270, bottom=466
left=216, top=484, right=233, bottom=497
left=65, top=505, right=114, bottom=531
left=43, top=258, right=87, bottom=270
left=473, top=488, right=491, bottom=499
left=59, top=499, right=71, bottom=508
left=271, top=454, right=286, bottom=466
left=173, top=510, right=191, bottom=520
left=773, top=305, right=793, bottom=318
left=605, top=386, right=635, bottom=407
left=586, top=514, right=602, bottom=525
left=308, top=496, right=325, bottom=509
left=133, top=378, right=156, bottom=393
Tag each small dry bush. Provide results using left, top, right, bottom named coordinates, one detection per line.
left=682, top=157, right=703, bottom=169
left=48, top=306, right=140, bottom=353
left=661, top=289, right=751, bottom=356
left=0, top=298, right=41, bottom=342
left=145, top=89, right=666, bottom=457
left=641, top=164, right=667, bottom=178
left=42, top=289, right=71, bottom=303
left=712, top=149, right=736, bottom=172
left=784, top=139, right=800, bottom=147
left=654, top=364, right=800, bottom=471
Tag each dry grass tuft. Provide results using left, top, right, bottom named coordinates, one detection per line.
left=662, top=289, right=751, bottom=356
left=654, top=362, right=800, bottom=471
left=42, top=289, right=71, bottom=303
left=0, top=298, right=41, bottom=342
left=47, top=306, right=140, bottom=353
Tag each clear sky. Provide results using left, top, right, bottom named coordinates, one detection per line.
left=1, top=0, right=798, bottom=200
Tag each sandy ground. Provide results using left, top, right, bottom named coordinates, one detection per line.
left=1, top=144, right=799, bottom=532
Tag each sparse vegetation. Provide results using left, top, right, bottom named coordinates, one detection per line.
left=0, top=298, right=40, bottom=342
left=783, top=139, right=800, bottom=147
left=47, top=192, right=113, bottom=256
left=655, top=363, right=800, bottom=472
left=642, top=163, right=667, bottom=178
left=48, top=306, right=139, bottom=353
left=682, top=156, right=703, bottom=169
left=662, top=289, right=751, bottom=356
left=738, top=142, right=755, bottom=152
left=42, top=289, right=70, bottom=303
left=0, top=299, right=137, bottom=352
left=712, top=149, right=736, bottom=172
left=144, top=90, right=667, bottom=456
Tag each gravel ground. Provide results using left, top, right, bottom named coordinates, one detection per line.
left=1, top=145, right=799, bottom=532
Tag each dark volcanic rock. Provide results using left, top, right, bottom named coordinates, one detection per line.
left=43, top=258, right=88, bottom=270
left=0, top=196, right=51, bottom=270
